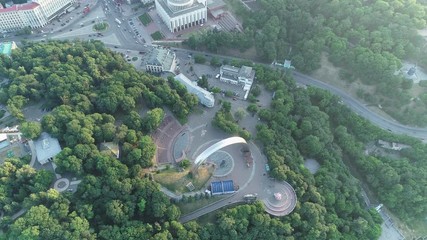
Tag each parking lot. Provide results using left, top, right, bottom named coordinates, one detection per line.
left=126, top=18, right=147, bottom=44
left=176, top=56, right=247, bottom=100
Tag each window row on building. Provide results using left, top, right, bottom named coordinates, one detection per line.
left=0, top=0, right=74, bottom=32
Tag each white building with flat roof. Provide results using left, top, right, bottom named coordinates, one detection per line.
left=155, top=0, right=207, bottom=32
left=174, top=73, right=214, bottom=107
left=219, top=65, right=255, bottom=100
left=34, top=132, right=62, bottom=165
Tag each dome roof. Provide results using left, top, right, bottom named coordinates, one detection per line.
left=167, top=0, right=193, bottom=11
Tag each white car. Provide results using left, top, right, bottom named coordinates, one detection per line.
left=215, top=74, right=220, bottom=79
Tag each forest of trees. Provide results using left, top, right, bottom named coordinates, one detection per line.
left=0, top=40, right=425, bottom=238
left=185, top=0, right=427, bottom=126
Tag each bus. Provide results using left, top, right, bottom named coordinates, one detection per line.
left=115, top=18, right=122, bottom=25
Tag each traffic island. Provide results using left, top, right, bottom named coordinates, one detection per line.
left=93, top=22, right=109, bottom=32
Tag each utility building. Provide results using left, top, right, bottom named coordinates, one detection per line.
left=219, top=65, right=255, bottom=100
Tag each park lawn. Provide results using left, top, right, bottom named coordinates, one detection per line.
left=139, top=13, right=152, bottom=26
left=0, top=145, right=24, bottom=165
left=153, top=165, right=213, bottom=193
left=177, top=195, right=226, bottom=215
left=151, top=31, right=164, bottom=40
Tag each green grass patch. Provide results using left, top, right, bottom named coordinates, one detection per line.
left=151, top=31, right=164, bottom=40
left=177, top=195, right=226, bottom=215
left=93, top=22, right=108, bottom=32
left=139, top=13, right=152, bottom=26
left=153, top=165, right=214, bottom=193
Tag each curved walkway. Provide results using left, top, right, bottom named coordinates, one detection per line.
left=28, top=140, right=36, bottom=167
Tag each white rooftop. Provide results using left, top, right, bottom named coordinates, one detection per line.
left=34, top=132, right=61, bottom=165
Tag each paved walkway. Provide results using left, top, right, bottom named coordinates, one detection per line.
left=11, top=208, right=27, bottom=221
left=28, top=140, right=36, bottom=167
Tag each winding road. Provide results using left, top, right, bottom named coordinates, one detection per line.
left=292, top=71, right=427, bottom=139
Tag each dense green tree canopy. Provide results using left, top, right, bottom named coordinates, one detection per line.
left=3, top=40, right=425, bottom=238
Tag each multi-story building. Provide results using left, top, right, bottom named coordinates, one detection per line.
left=0, top=3, right=47, bottom=31
left=155, top=0, right=207, bottom=32
left=174, top=73, right=215, bottom=107
left=219, top=65, right=255, bottom=100
left=0, top=0, right=74, bottom=32
left=142, top=47, right=177, bottom=73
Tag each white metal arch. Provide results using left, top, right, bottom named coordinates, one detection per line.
left=194, top=137, right=247, bottom=165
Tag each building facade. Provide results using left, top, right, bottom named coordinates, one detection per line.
left=174, top=73, right=215, bottom=107
left=0, top=0, right=74, bottom=32
left=155, top=0, right=207, bottom=32
left=0, top=3, right=46, bottom=31
left=36, top=0, right=74, bottom=21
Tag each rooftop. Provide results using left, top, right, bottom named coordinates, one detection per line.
left=34, top=132, right=62, bottom=165
left=221, top=65, right=255, bottom=81
left=143, top=47, right=176, bottom=71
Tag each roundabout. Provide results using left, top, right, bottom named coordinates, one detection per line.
left=53, top=178, right=70, bottom=193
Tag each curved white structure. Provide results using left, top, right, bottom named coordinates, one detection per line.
left=194, top=137, right=247, bottom=165
left=167, top=0, right=193, bottom=11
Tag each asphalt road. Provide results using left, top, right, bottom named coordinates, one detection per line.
left=292, top=72, right=427, bottom=139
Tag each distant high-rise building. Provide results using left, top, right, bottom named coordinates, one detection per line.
left=0, top=0, right=74, bottom=32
